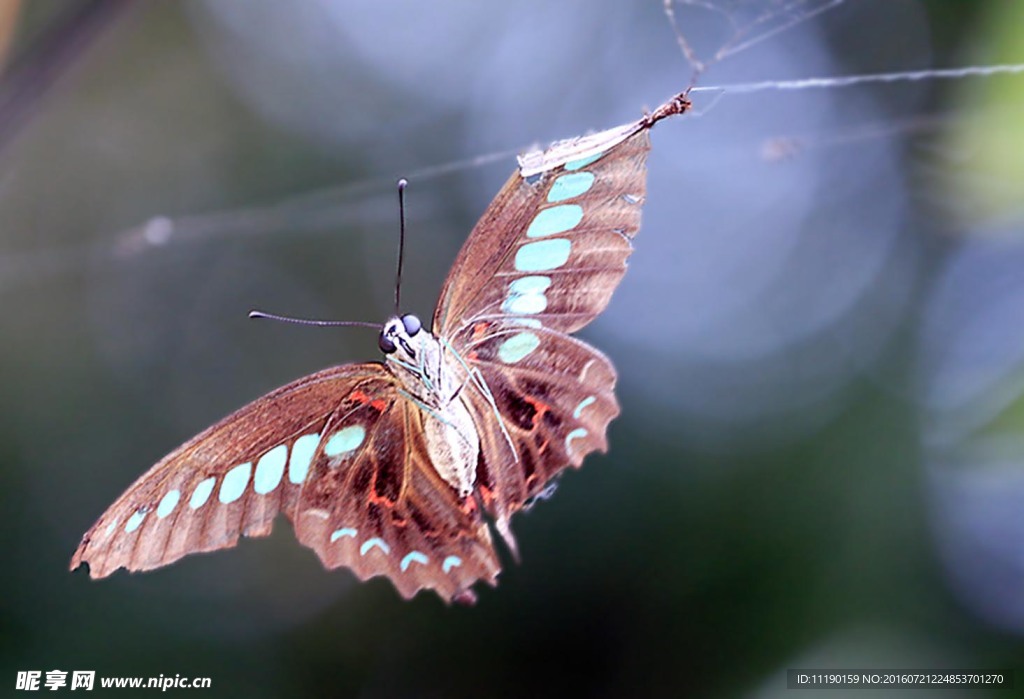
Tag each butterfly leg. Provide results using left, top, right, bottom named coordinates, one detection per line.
left=441, top=337, right=517, bottom=463
left=467, top=365, right=517, bottom=462
left=447, top=376, right=469, bottom=403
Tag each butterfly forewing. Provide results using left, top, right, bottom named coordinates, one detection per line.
left=72, top=363, right=499, bottom=602
left=71, top=365, right=384, bottom=578
left=433, top=130, right=651, bottom=337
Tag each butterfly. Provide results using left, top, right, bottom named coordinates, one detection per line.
left=71, top=94, right=690, bottom=603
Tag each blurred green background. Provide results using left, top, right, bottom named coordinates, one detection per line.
left=3, top=0, right=1024, bottom=696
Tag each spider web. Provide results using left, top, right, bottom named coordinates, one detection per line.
left=664, top=0, right=844, bottom=82
left=1, top=0, right=1022, bottom=292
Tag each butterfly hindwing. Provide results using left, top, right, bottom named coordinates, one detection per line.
left=293, top=395, right=499, bottom=602
left=453, top=322, right=619, bottom=544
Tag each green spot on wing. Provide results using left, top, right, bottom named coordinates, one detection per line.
left=254, top=444, right=287, bottom=494
left=502, top=293, right=547, bottom=315
left=564, top=151, right=604, bottom=171
left=219, top=462, right=251, bottom=504
left=565, top=427, right=588, bottom=454
left=573, top=396, right=596, bottom=419
left=526, top=204, right=583, bottom=237
left=359, top=537, right=390, bottom=556
left=124, top=510, right=146, bottom=533
left=548, top=172, right=595, bottom=202
left=401, top=551, right=429, bottom=571
left=289, top=433, right=320, bottom=484
left=189, top=477, right=216, bottom=509
left=330, top=528, right=357, bottom=542
left=156, top=489, right=180, bottom=518
left=498, top=331, right=541, bottom=363
left=325, top=425, right=366, bottom=456
left=510, top=275, right=552, bottom=294
left=502, top=275, right=552, bottom=315
left=514, top=239, right=571, bottom=272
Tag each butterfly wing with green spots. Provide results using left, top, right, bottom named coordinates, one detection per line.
left=71, top=363, right=499, bottom=602
left=434, top=130, right=651, bottom=335
left=292, top=386, right=499, bottom=602
left=432, top=130, right=653, bottom=552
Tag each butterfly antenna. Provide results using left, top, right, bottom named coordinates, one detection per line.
left=248, top=310, right=379, bottom=329
left=394, top=178, right=408, bottom=313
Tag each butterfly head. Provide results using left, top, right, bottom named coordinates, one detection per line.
left=378, top=313, right=423, bottom=358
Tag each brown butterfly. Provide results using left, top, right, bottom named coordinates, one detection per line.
left=70, top=94, right=690, bottom=603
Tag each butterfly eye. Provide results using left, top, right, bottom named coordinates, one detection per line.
left=401, top=314, right=422, bottom=336
left=378, top=334, right=397, bottom=354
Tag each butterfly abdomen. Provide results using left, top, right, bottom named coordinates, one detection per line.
left=422, top=397, right=479, bottom=499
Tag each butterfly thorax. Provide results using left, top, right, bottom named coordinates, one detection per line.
left=380, top=315, right=480, bottom=498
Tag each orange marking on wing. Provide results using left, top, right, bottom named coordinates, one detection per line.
left=467, top=350, right=479, bottom=361
left=368, top=491, right=397, bottom=508
left=523, top=396, right=550, bottom=428
left=471, top=322, right=489, bottom=342
left=537, top=438, right=550, bottom=455
left=350, top=389, right=387, bottom=412
left=478, top=483, right=495, bottom=507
